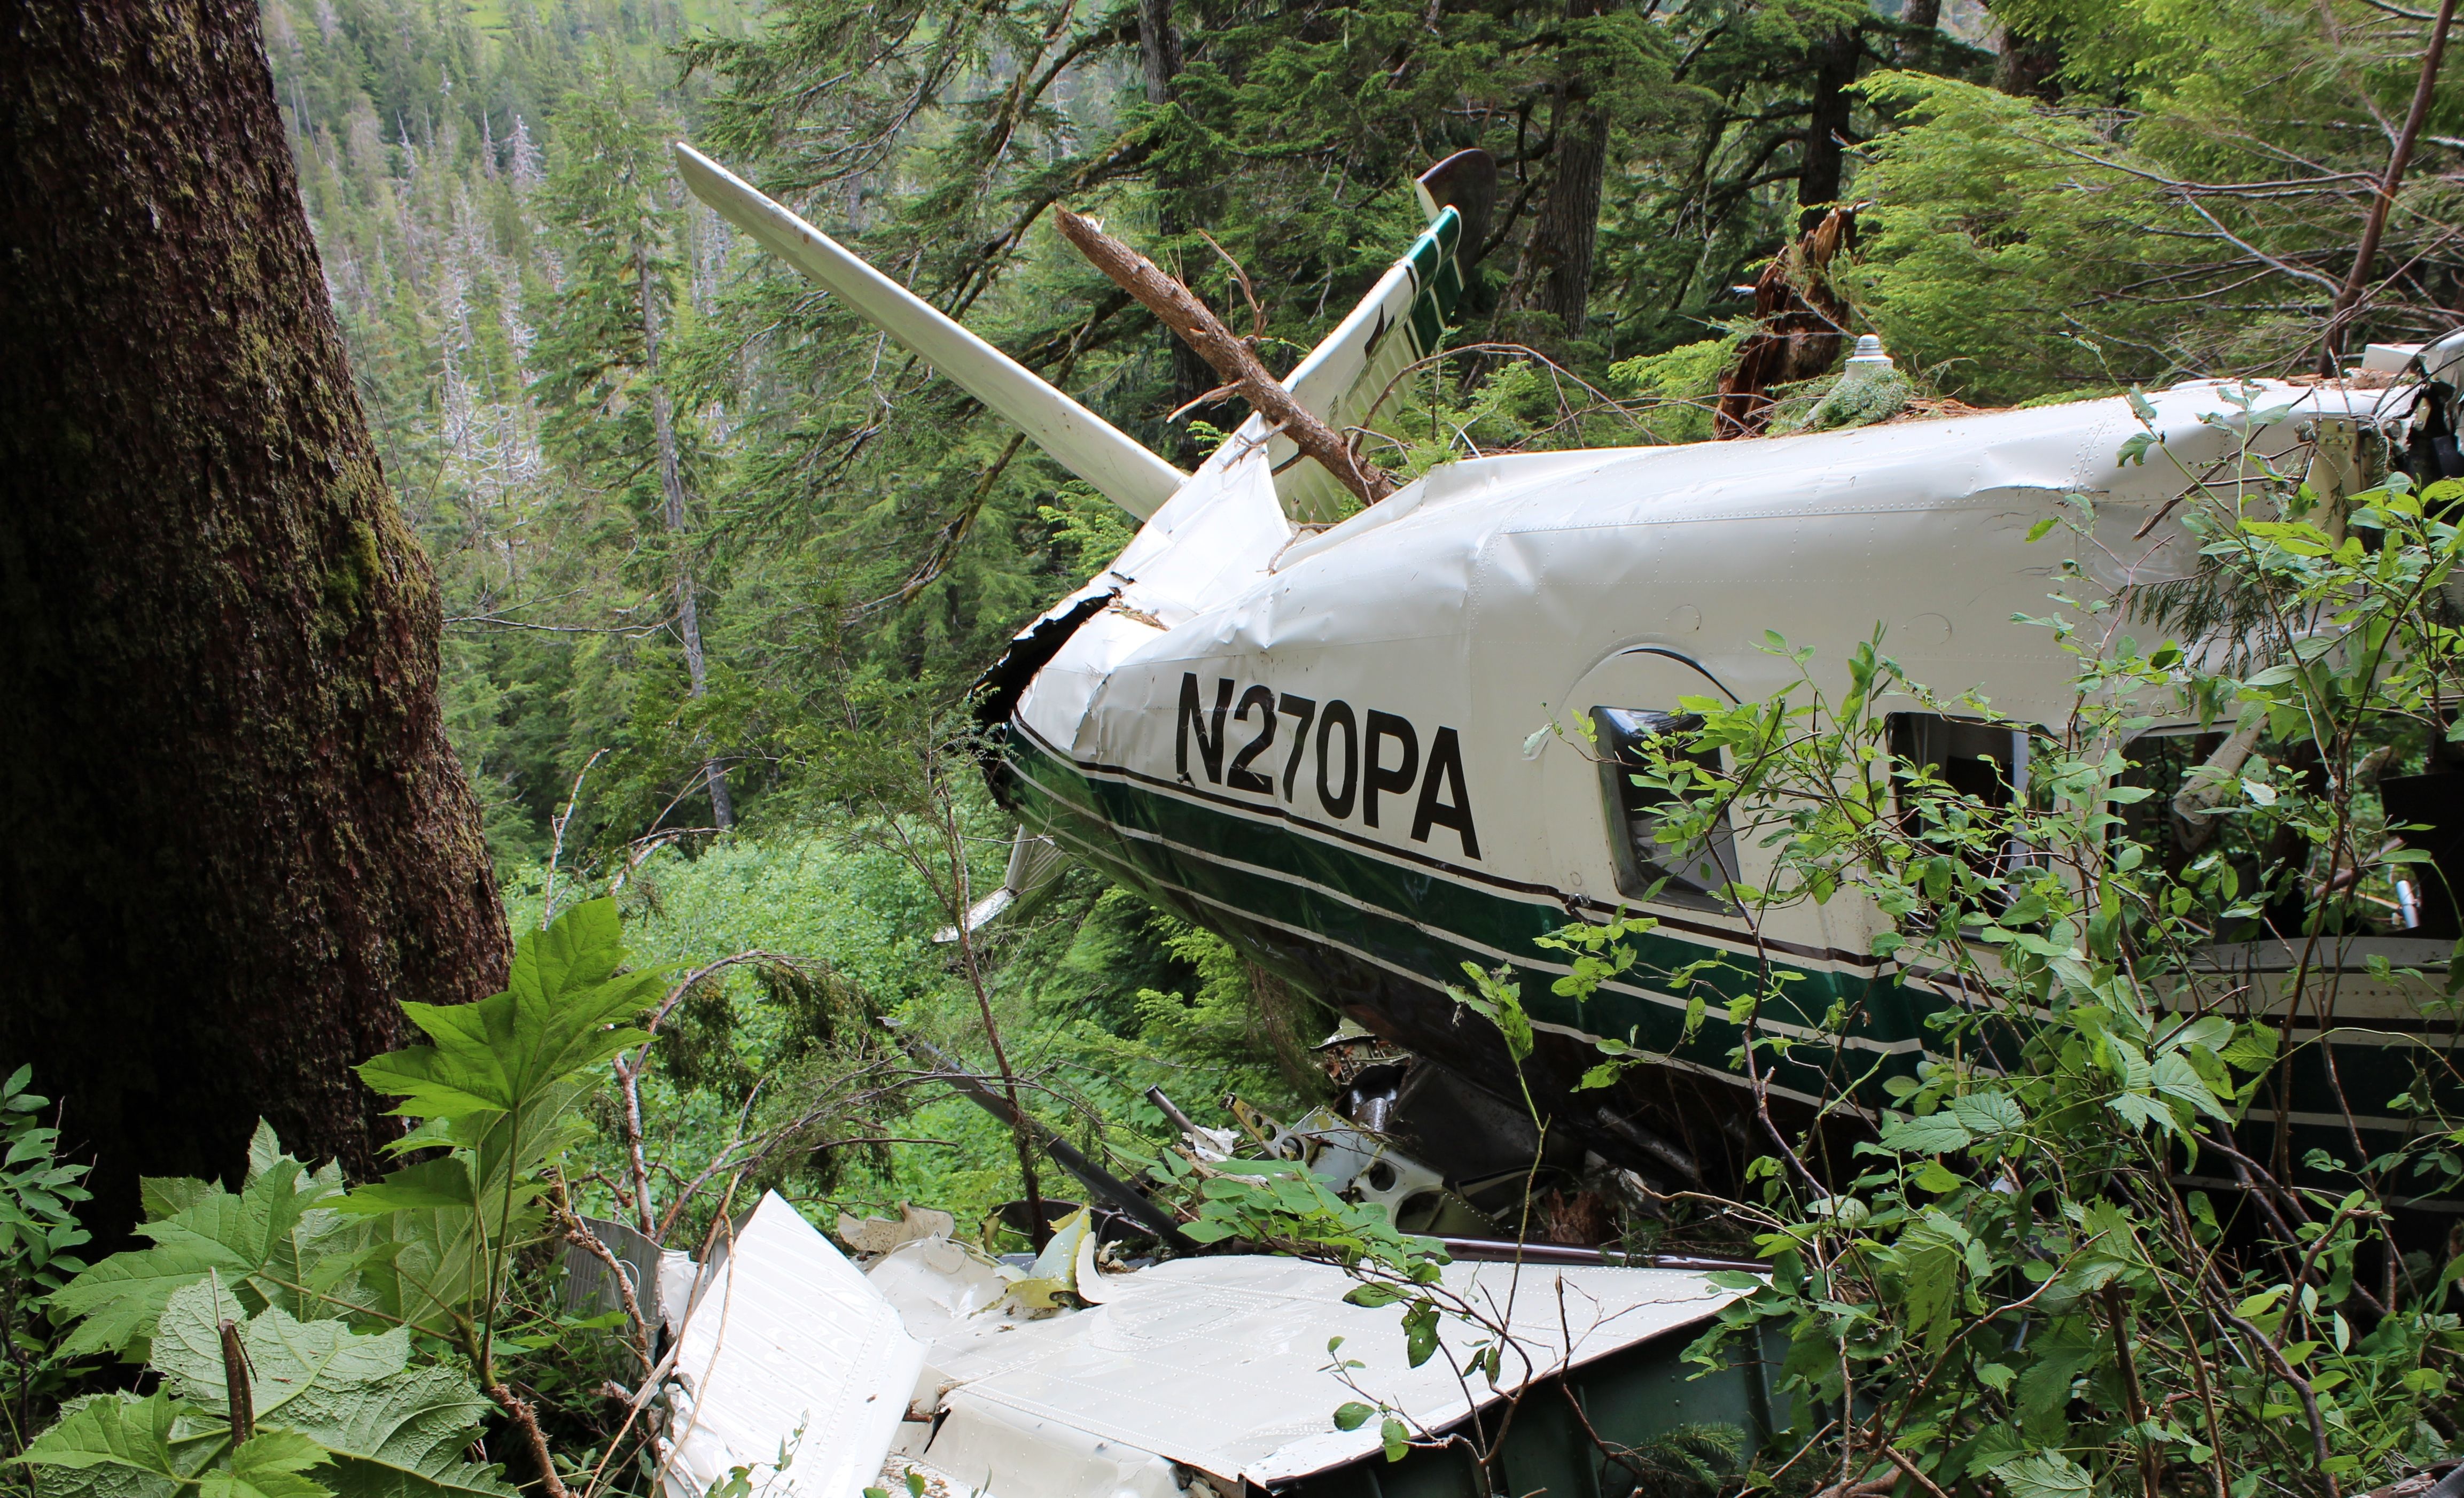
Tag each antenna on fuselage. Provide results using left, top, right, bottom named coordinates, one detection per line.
left=672, top=143, right=1188, bottom=520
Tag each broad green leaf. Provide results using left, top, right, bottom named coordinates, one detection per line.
left=334, top=1161, right=471, bottom=1216
left=245, top=1124, right=287, bottom=1188
left=56, top=1155, right=356, bottom=1359
left=1332, top=1402, right=1374, bottom=1432
left=1991, top=1450, right=2093, bottom=1498
left=2013, top=1321, right=2100, bottom=1443
left=154, top=1286, right=410, bottom=1427
left=2219, top=1023, right=2282, bottom=1072
left=2153, top=1051, right=2230, bottom=1123
left=1879, top=1112, right=1972, bottom=1155
left=16, top=1393, right=183, bottom=1478
left=1379, top=1417, right=1408, bottom=1463
left=1896, top=1238, right=1961, bottom=1357
left=199, top=1434, right=333, bottom=1498
left=356, top=899, right=656, bottom=1128
left=51, top=1239, right=243, bottom=1361
left=143, top=1177, right=214, bottom=1223
left=1948, top=1093, right=2026, bottom=1139
left=145, top=1298, right=513, bottom=1498
left=280, top=1364, right=516, bottom=1498
left=1402, top=1304, right=1439, bottom=1368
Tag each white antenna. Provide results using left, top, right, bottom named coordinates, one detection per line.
left=673, top=143, right=1187, bottom=520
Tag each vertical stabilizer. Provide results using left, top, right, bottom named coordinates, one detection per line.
left=1266, top=150, right=1494, bottom=520
left=673, top=143, right=1187, bottom=519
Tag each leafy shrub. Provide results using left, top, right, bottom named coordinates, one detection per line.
left=16, top=900, right=661, bottom=1498
left=0, top=1067, right=92, bottom=1494
left=1601, top=405, right=2464, bottom=1492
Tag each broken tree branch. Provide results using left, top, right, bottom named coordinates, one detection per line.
left=1051, top=207, right=1393, bottom=506
left=2320, top=0, right=2459, bottom=371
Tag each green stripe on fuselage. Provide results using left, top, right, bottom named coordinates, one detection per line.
left=1001, top=730, right=2444, bottom=1151
left=1001, top=732, right=1915, bottom=1105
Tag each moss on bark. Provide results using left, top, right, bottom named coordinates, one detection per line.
left=0, top=0, right=512, bottom=1236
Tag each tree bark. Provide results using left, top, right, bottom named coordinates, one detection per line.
left=1715, top=207, right=1857, bottom=437
left=637, top=250, right=733, bottom=828
left=0, top=0, right=512, bottom=1232
left=1524, top=0, right=1609, bottom=337
left=1798, top=26, right=1859, bottom=231
left=1135, top=0, right=1222, bottom=443
left=1990, top=13, right=2062, bottom=100
left=1135, top=0, right=1180, bottom=108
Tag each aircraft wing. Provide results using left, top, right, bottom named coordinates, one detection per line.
left=673, top=144, right=1188, bottom=520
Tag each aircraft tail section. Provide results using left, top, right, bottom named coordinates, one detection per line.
left=673, top=144, right=1188, bottom=520
left=1267, top=149, right=1495, bottom=520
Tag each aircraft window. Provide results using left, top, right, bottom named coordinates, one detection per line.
left=1890, top=713, right=2026, bottom=812
left=2117, top=726, right=2464, bottom=940
left=1592, top=708, right=1739, bottom=910
left=1889, top=713, right=2034, bottom=895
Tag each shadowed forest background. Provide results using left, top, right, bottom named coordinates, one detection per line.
left=260, top=0, right=2464, bottom=1229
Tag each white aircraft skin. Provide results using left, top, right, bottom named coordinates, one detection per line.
left=677, top=143, right=2459, bottom=1187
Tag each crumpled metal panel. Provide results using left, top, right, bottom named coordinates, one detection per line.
left=661, top=1193, right=926, bottom=1498
left=918, top=1254, right=1739, bottom=1488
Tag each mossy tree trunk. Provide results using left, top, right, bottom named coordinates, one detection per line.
left=0, top=0, right=512, bottom=1232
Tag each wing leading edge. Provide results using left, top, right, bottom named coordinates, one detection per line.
left=672, top=143, right=1187, bottom=519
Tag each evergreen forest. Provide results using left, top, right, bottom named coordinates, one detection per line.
left=255, top=0, right=2464, bottom=1223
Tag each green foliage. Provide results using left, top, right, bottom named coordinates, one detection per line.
left=49, top=1137, right=349, bottom=1363
left=1156, top=1151, right=1445, bottom=1278
left=27, top=902, right=659, bottom=1498
left=19, top=1277, right=517, bottom=1498
left=1582, top=406, right=2464, bottom=1491
left=1846, top=73, right=2179, bottom=405
left=0, top=1069, right=92, bottom=1490
left=1606, top=338, right=1736, bottom=446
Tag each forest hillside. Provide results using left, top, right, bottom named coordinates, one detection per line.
left=248, top=0, right=2464, bottom=1228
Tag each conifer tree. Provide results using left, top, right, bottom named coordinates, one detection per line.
left=534, top=65, right=735, bottom=829
left=0, top=0, right=511, bottom=1230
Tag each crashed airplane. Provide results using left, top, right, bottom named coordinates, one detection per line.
left=674, top=142, right=2464, bottom=1213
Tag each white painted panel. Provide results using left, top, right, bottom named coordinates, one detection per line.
left=662, top=1193, right=925, bottom=1498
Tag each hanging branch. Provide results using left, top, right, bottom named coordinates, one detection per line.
left=1050, top=207, right=1394, bottom=506
left=2318, top=0, right=2459, bottom=371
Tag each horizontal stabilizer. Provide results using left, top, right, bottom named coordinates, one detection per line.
left=673, top=143, right=1187, bottom=519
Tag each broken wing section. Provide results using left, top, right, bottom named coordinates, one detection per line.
left=660, top=1193, right=925, bottom=1498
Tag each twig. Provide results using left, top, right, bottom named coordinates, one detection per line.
left=551, top=1192, right=656, bottom=1377
left=1873, top=1440, right=1954, bottom=1498
left=486, top=1383, right=572, bottom=1498
left=2321, top=0, right=2460, bottom=369
left=541, top=750, right=607, bottom=930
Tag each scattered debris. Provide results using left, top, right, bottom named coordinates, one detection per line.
left=562, top=1214, right=695, bottom=1337
left=658, top=1193, right=924, bottom=1498
left=657, top=1196, right=1759, bottom=1498
left=839, top=1203, right=959, bottom=1255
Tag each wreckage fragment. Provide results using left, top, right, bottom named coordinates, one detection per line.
left=660, top=1196, right=1758, bottom=1498
left=659, top=1193, right=925, bottom=1498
